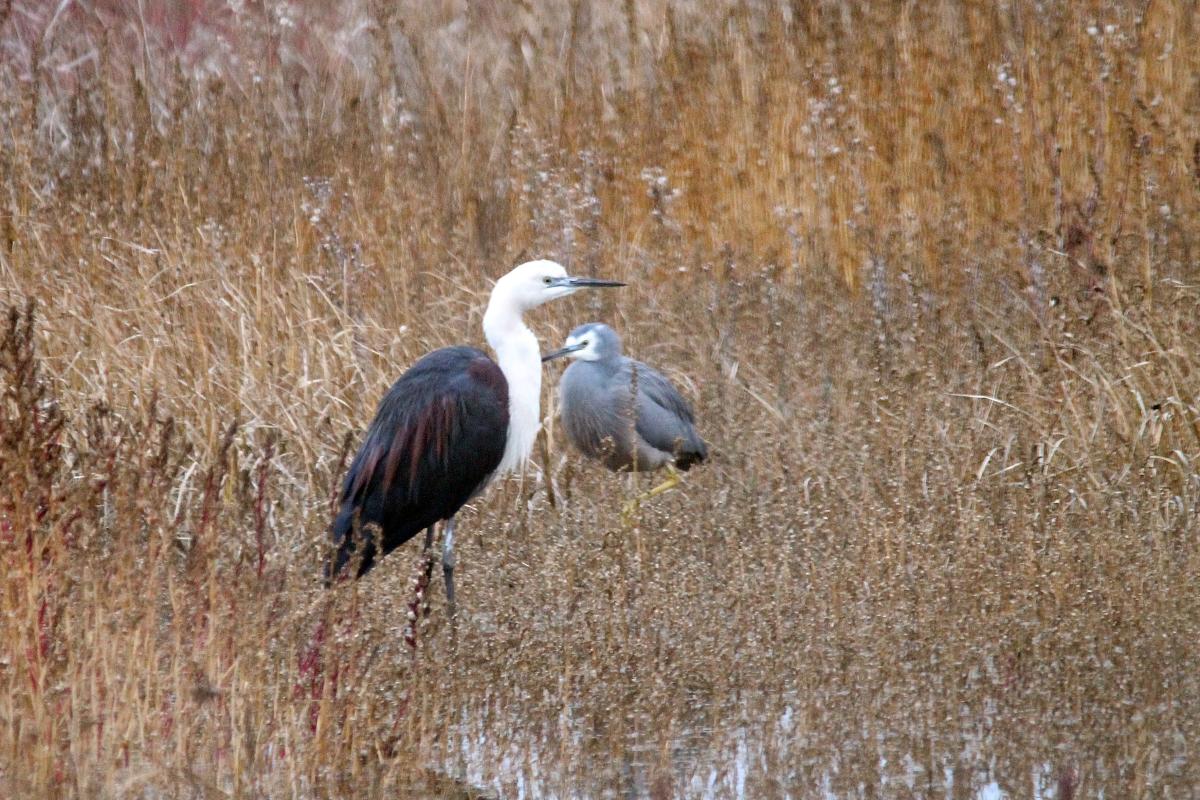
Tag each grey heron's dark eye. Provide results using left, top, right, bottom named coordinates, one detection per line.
left=581, top=340, right=589, bottom=347
left=543, top=276, right=553, bottom=285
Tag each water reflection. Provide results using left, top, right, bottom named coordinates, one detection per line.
left=424, top=696, right=1150, bottom=799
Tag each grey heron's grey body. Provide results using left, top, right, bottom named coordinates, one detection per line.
left=543, top=323, right=707, bottom=475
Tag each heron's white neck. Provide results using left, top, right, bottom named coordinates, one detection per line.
left=483, top=297, right=542, bottom=475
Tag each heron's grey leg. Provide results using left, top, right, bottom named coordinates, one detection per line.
left=418, top=526, right=438, bottom=617
left=442, top=516, right=458, bottom=619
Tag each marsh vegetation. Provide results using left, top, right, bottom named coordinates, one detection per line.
left=1, top=1, right=1198, bottom=797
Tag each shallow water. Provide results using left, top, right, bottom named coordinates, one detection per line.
left=425, top=692, right=1180, bottom=799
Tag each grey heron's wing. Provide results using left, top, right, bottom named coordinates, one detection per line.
left=627, top=360, right=696, bottom=422
left=624, top=359, right=704, bottom=455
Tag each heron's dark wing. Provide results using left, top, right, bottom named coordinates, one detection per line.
left=624, top=359, right=708, bottom=468
left=329, top=346, right=508, bottom=581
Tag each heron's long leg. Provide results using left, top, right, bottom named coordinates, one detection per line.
left=442, top=516, right=458, bottom=620
left=621, top=464, right=682, bottom=521
left=418, top=526, right=437, bottom=617
left=403, top=526, right=440, bottom=651
left=643, top=463, right=682, bottom=499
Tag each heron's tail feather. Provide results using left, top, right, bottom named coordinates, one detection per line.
left=326, top=505, right=378, bottom=585
left=674, top=432, right=708, bottom=472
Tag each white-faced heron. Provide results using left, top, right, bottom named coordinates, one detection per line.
left=542, top=322, right=707, bottom=507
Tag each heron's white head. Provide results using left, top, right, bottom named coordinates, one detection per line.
left=484, top=265, right=624, bottom=476
left=542, top=322, right=623, bottom=363
left=491, top=260, right=624, bottom=313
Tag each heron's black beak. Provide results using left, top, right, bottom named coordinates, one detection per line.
left=542, top=342, right=588, bottom=362
left=553, top=276, right=626, bottom=289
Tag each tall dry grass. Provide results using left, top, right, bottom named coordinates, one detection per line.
left=1, top=1, right=1199, bottom=797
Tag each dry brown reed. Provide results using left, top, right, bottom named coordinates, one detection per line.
left=2, top=1, right=1198, bottom=797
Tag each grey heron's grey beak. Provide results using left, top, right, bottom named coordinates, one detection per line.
left=542, top=343, right=588, bottom=363
left=553, top=276, right=626, bottom=289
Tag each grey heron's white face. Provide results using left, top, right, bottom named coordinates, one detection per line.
left=559, top=330, right=603, bottom=361
left=542, top=323, right=621, bottom=363
left=497, top=260, right=625, bottom=312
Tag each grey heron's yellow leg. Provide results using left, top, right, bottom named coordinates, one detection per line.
left=621, top=464, right=682, bottom=522
left=643, top=463, right=682, bottom=499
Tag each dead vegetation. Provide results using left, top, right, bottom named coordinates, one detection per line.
left=1, top=1, right=1198, bottom=797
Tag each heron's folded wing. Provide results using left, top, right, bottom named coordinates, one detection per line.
left=625, top=360, right=703, bottom=454
left=332, top=347, right=508, bottom=578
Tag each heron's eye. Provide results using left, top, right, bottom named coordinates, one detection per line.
left=543, top=276, right=553, bottom=285
left=581, top=340, right=589, bottom=347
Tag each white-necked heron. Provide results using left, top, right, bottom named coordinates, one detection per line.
left=328, top=262, right=624, bottom=611
left=542, top=322, right=707, bottom=506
